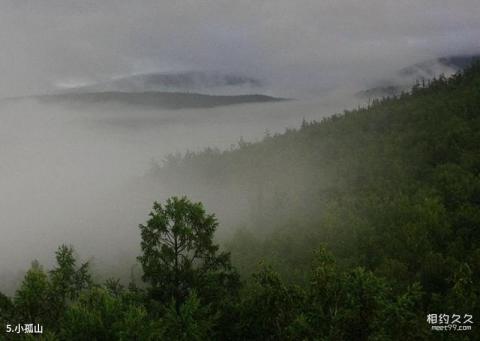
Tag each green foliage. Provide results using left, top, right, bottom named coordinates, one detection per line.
left=115, top=305, right=154, bottom=341
left=151, top=63, right=480, bottom=338
left=3, top=245, right=92, bottom=336
left=3, top=63, right=480, bottom=339
left=157, top=291, right=214, bottom=341
left=14, top=261, right=50, bottom=324
left=60, top=287, right=122, bottom=340
left=237, top=265, right=304, bottom=340
left=0, top=291, right=14, bottom=325
left=60, top=286, right=155, bottom=341
left=138, top=196, right=239, bottom=310
left=48, top=245, right=92, bottom=325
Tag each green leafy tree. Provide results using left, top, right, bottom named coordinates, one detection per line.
left=9, top=245, right=92, bottom=335
left=138, top=196, right=239, bottom=311
left=61, top=284, right=155, bottom=341
left=60, top=287, right=123, bottom=340
left=0, top=291, right=14, bottom=326
left=335, top=268, right=388, bottom=340
left=114, top=305, right=155, bottom=341
left=48, top=245, right=92, bottom=324
left=300, top=247, right=342, bottom=338
left=157, top=291, right=214, bottom=341
left=237, top=265, right=304, bottom=340
left=14, top=261, right=50, bottom=324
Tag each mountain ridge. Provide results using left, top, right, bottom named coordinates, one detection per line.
left=7, top=91, right=286, bottom=110
left=356, top=53, right=480, bottom=99
left=58, top=71, right=263, bottom=95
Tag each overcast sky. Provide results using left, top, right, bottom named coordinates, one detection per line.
left=0, top=0, right=479, bottom=97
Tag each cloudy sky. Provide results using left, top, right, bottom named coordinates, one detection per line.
left=0, top=0, right=479, bottom=97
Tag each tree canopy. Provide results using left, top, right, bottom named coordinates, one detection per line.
left=138, top=196, right=239, bottom=311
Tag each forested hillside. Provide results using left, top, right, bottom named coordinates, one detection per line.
left=154, top=63, right=480, bottom=337
left=158, top=62, right=480, bottom=281
left=1, top=64, right=479, bottom=340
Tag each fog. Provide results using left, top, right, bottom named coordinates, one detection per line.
left=0, top=93, right=360, bottom=292
left=1, top=1, right=480, bottom=98
left=1, top=0, right=480, bottom=292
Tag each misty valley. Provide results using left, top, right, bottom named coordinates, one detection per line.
left=1, top=59, right=479, bottom=340
left=1, top=2, right=479, bottom=338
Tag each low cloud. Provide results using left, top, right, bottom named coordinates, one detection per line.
left=0, top=1, right=479, bottom=98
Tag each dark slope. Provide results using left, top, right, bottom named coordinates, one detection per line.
left=13, top=91, right=285, bottom=109
left=153, top=63, right=480, bottom=301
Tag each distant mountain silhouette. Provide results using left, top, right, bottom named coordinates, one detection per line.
left=22, top=91, right=285, bottom=109
left=356, top=54, right=480, bottom=100
left=398, top=55, right=480, bottom=77
left=61, top=71, right=263, bottom=95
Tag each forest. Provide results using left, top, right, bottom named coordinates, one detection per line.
left=1, top=63, right=479, bottom=340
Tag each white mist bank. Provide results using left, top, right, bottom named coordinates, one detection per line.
left=0, top=93, right=360, bottom=292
